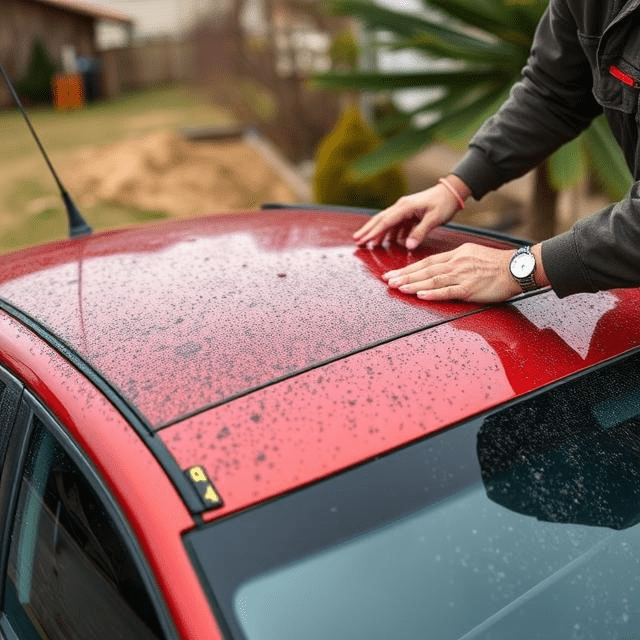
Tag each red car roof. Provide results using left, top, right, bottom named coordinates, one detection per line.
left=0, top=210, right=511, bottom=429
left=2, top=210, right=640, bottom=518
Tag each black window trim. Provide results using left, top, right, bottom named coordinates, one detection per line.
left=0, top=366, right=23, bottom=477
left=0, top=362, right=27, bottom=611
left=0, top=391, right=178, bottom=640
left=0, top=399, right=30, bottom=634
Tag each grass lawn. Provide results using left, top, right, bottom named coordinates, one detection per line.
left=0, top=84, right=234, bottom=253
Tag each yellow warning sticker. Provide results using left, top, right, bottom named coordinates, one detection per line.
left=185, top=465, right=223, bottom=509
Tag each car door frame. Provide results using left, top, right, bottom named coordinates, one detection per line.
left=0, top=380, right=178, bottom=640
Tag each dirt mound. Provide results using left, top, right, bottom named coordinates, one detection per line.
left=62, top=130, right=296, bottom=217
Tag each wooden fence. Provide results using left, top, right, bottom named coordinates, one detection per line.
left=100, top=36, right=196, bottom=99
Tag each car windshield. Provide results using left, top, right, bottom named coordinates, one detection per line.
left=184, top=349, right=640, bottom=640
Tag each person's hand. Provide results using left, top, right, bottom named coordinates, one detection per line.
left=353, top=175, right=471, bottom=249
left=383, top=243, right=522, bottom=303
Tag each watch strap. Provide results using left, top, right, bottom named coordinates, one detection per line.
left=510, top=246, right=538, bottom=293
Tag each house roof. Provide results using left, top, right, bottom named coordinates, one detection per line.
left=29, top=0, right=134, bottom=24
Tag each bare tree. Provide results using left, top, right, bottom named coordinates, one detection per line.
left=192, top=0, right=344, bottom=162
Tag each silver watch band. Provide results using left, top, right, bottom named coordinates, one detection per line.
left=510, top=246, right=538, bottom=293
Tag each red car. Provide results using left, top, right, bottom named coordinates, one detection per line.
left=0, top=207, right=639, bottom=640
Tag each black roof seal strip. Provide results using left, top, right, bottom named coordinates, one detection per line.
left=260, top=202, right=529, bottom=246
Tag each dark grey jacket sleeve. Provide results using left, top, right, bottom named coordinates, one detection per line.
left=450, top=0, right=640, bottom=298
left=542, top=183, right=640, bottom=297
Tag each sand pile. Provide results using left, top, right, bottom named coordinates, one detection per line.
left=62, top=130, right=296, bottom=217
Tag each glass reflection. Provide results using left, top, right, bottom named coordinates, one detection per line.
left=478, top=352, right=640, bottom=530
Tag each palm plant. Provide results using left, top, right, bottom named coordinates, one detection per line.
left=316, top=0, right=632, bottom=239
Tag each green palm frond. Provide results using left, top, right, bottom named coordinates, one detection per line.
left=417, top=0, right=538, bottom=45
left=316, top=68, right=505, bottom=91
left=434, top=84, right=513, bottom=145
left=401, top=34, right=521, bottom=67
left=329, top=0, right=457, bottom=39
left=547, top=136, right=587, bottom=191
left=374, top=83, right=471, bottom=136
left=583, top=115, right=633, bottom=200
left=351, top=82, right=509, bottom=176
left=330, top=0, right=526, bottom=64
left=349, top=124, right=439, bottom=177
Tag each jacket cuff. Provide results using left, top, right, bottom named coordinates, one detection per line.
left=541, top=230, right=596, bottom=298
left=451, top=148, right=506, bottom=200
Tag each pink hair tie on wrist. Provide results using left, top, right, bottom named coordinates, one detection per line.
left=438, top=177, right=466, bottom=210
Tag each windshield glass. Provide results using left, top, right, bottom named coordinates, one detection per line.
left=185, top=350, right=640, bottom=640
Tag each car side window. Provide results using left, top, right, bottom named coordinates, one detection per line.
left=3, top=415, right=165, bottom=640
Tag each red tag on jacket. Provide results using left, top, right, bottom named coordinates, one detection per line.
left=609, top=65, right=639, bottom=88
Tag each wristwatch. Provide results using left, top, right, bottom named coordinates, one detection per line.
left=509, top=246, right=538, bottom=293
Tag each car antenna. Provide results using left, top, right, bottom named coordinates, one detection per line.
left=0, top=64, right=92, bottom=237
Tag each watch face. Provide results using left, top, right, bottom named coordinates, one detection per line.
left=510, top=252, right=536, bottom=279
